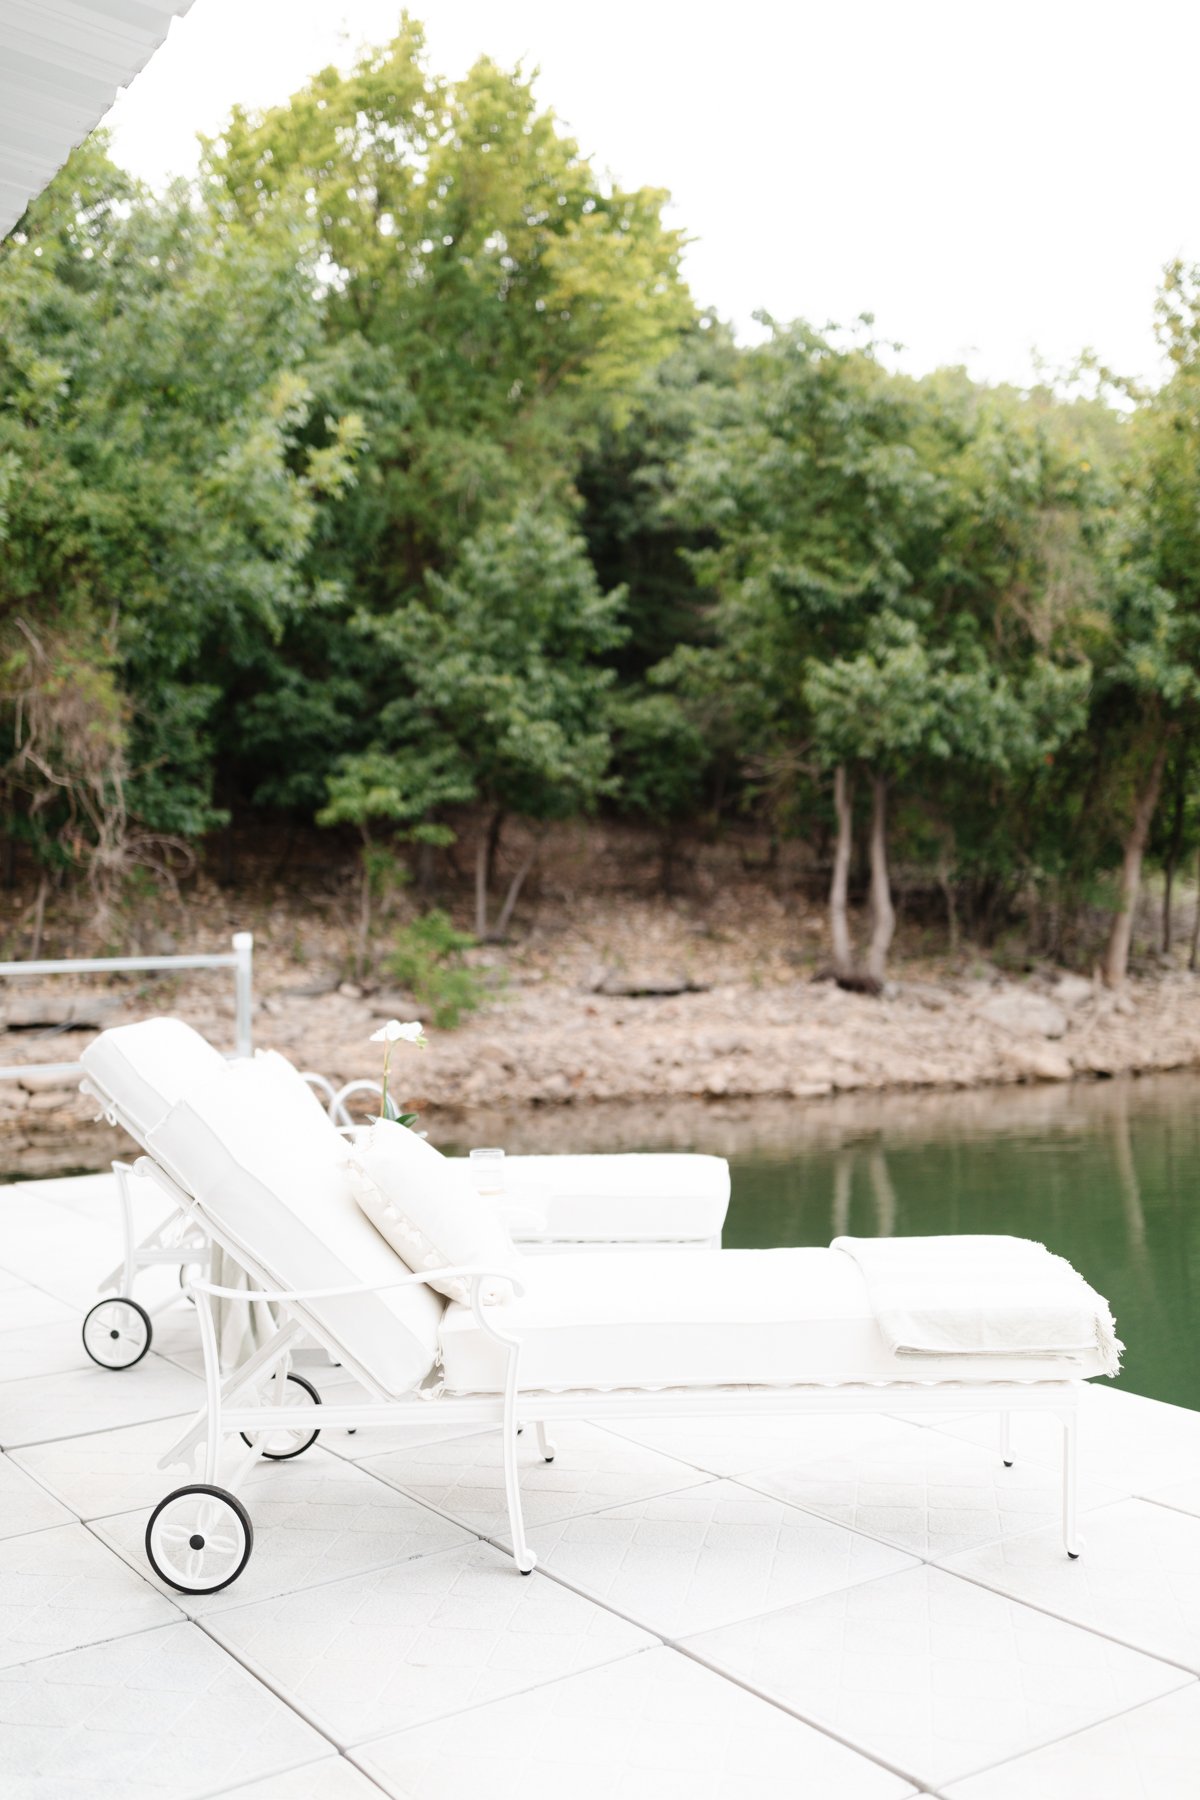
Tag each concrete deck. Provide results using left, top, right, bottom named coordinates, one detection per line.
left=2, top=1173, right=1199, bottom=1797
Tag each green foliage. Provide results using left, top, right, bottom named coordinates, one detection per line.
left=4, top=17, right=1200, bottom=976
left=338, top=508, right=627, bottom=848
left=0, top=137, right=361, bottom=882
left=387, top=910, right=488, bottom=1029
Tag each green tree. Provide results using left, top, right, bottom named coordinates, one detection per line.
left=0, top=140, right=361, bottom=909
left=667, top=319, right=938, bottom=979
left=332, top=507, right=627, bottom=938
left=668, top=323, right=1099, bottom=980
left=1093, top=263, right=1200, bottom=985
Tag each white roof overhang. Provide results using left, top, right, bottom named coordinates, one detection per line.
left=0, top=0, right=196, bottom=237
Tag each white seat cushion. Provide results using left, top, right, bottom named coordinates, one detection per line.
left=148, top=1057, right=444, bottom=1396
left=439, top=1246, right=1108, bottom=1394
left=469, top=1153, right=730, bottom=1243
left=80, top=1017, right=229, bottom=1141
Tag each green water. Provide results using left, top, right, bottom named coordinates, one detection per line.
left=713, top=1076, right=1200, bottom=1411
left=486, top=1070, right=1200, bottom=1411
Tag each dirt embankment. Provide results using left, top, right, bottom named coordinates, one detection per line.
left=4, top=879, right=1200, bottom=1177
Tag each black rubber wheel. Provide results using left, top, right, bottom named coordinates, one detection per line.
left=240, top=1370, right=322, bottom=1460
left=145, top=1484, right=253, bottom=1594
left=81, top=1297, right=152, bottom=1370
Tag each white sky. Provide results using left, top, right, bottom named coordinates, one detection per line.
left=102, top=0, right=1200, bottom=389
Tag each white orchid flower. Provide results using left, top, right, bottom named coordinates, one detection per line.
left=370, top=1020, right=426, bottom=1124
left=370, top=1019, right=427, bottom=1047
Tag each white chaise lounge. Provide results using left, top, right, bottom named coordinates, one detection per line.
left=86, top=1023, right=1116, bottom=1597
left=77, top=1019, right=729, bottom=1368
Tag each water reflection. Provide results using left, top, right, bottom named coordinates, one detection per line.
left=867, top=1150, right=897, bottom=1237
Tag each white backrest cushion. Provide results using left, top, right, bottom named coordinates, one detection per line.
left=347, top=1120, right=520, bottom=1305
left=490, top=1153, right=731, bottom=1242
left=80, top=1017, right=229, bottom=1141
left=147, top=1059, right=443, bottom=1394
left=251, top=1047, right=335, bottom=1126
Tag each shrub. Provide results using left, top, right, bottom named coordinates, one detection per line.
left=386, top=910, right=488, bottom=1030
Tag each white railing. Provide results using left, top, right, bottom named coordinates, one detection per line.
left=0, top=931, right=254, bottom=1081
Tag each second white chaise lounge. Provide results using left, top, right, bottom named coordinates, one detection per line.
left=83, top=1021, right=1117, bottom=1597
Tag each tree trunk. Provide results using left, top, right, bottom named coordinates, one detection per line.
left=474, top=808, right=505, bottom=939
left=1163, top=858, right=1177, bottom=956
left=355, top=829, right=372, bottom=978
left=865, top=773, right=895, bottom=984
left=490, top=838, right=540, bottom=942
left=660, top=826, right=678, bottom=898
left=473, top=833, right=490, bottom=940
left=829, top=765, right=854, bottom=975
left=416, top=838, right=437, bottom=899
left=28, top=877, right=47, bottom=960
left=1161, top=737, right=1189, bottom=954
left=936, top=844, right=959, bottom=955
left=1103, top=743, right=1167, bottom=989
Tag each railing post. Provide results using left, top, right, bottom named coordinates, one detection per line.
left=232, top=932, right=254, bottom=1059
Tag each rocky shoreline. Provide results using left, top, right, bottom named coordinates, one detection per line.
left=4, top=915, right=1200, bottom=1176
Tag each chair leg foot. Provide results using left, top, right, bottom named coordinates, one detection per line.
left=999, top=1411, right=1013, bottom=1469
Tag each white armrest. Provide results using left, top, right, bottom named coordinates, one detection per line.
left=187, top=1266, right=524, bottom=1305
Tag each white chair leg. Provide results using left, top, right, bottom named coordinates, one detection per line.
left=113, top=1160, right=138, bottom=1296
left=1061, top=1410, right=1081, bottom=1558
left=502, top=1401, right=536, bottom=1574
left=534, top=1421, right=556, bottom=1463
left=1000, top=1411, right=1013, bottom=1468
left=487, top=1307, right=536, bottom=1575
left=194, top=1289, right=224, bottom=1487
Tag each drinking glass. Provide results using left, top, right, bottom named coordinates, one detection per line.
left=469, top=1146, right=507, bottom=1199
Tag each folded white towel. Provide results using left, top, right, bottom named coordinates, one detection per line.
left=832, top=1234, right=1122, bottom=1376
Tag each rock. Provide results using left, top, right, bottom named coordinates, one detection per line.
left=24, top=1089, right=73, bottom=1112
left=897, top=982, right=953, bottom=1011
left=1004, top=1044, right=1073, bottom=1082
left=976, top=989, right=1068, bottom=1039
left=369, top=990, right=416, bottom=1018
left=2, top=996, right=119, bottom=1032
left=590, top=967, right=707, bottom=998
left=281, top=975, right=341, bottom=998
left=789, top=1079, right=834, bottom=1099
left=17, top=1068, right=78, bottom=1093
left=1052, top=974, right=1094, bottom=1007
left=337, top=982, right=363, bottom=1000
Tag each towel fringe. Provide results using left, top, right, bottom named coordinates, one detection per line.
left=1096, top=1305, right=1124, bottom=1379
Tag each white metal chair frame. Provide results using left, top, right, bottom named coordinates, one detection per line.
left=78, top=1068, right=390, bottom=1369
left=131, top=1155, right=1086, bottom=1598
left=81, top=1064, right=727, bottom=1375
